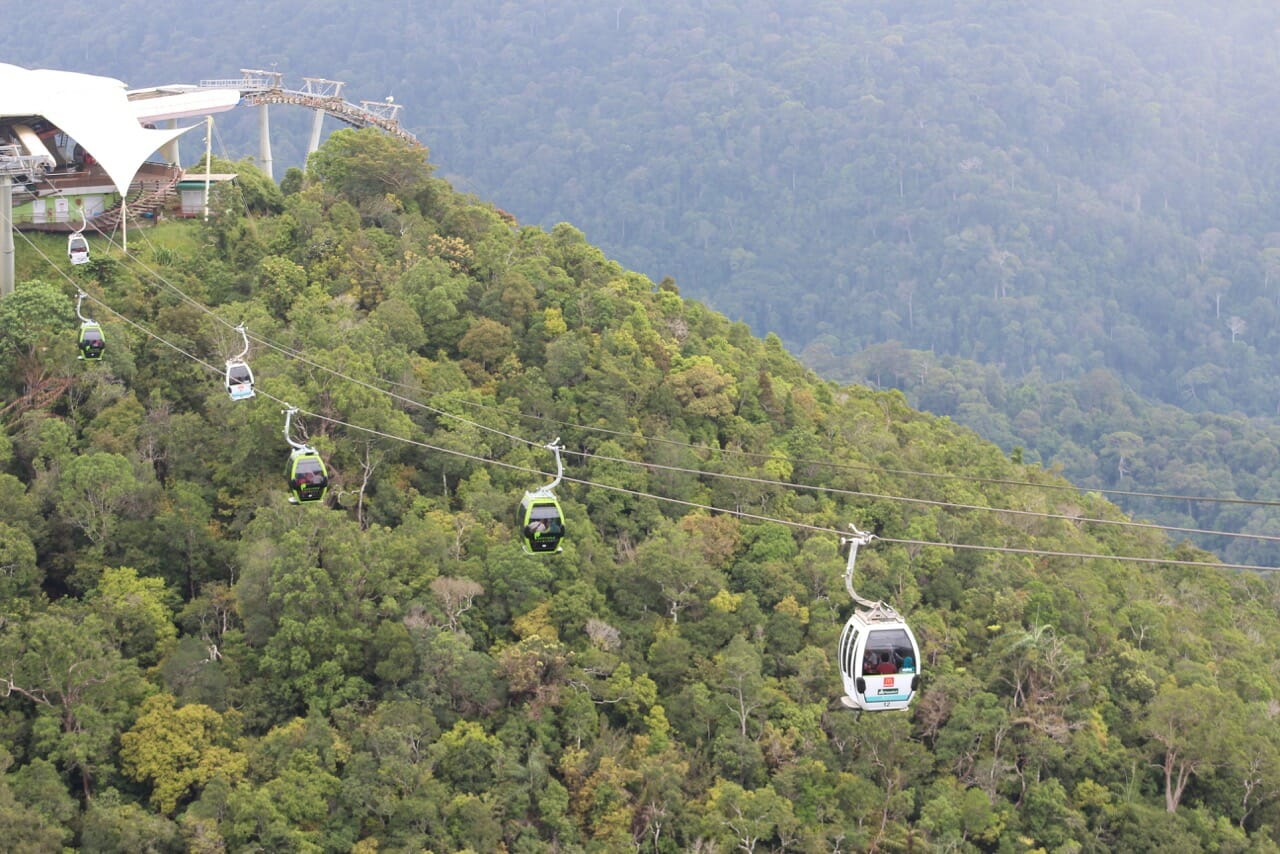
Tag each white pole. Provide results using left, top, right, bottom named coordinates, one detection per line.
left=203, top=116, right=213, bottom=221
left=0, top=179, right=12, bottom=297
left=258, top=102, right=273, bottom=180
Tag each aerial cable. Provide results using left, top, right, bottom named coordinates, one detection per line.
left=84, top=231, right=1280, bottom=520
left=566, top=447, right=1280, bottom=546
left=35, top=207, right=1280, bottom=515
left=31, top=270, right=1280, bottom=574
left=439, top=391, right=1280, bottom=510
left=75, top=232, right=541, bottom=449
left=59, top=252, right=1280, bottom=548
left=301, top=408, right=1280, bottom=572
left=24, top=228, right=1280, bottom=551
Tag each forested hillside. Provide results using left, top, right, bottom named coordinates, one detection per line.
left=6, top=0, right=1280, bottom=570
left=2, top=130, right=1280, bottom=850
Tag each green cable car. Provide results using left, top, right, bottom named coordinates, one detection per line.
left=286, top=448, right=329, bottom=504
left=518, top=492, right=565, bottom=553
left=283, top=407, right=328, bottom=504
left=75, top=292, right=104, bottom=360
left=518, top=439, right=566, bottom=554
left=78, top=321, right=105, bottom=360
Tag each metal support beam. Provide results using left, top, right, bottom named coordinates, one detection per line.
left=0, top=146, right=50, bottom=299
left=0, top=179, right=12, bottom=298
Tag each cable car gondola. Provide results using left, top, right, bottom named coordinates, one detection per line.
left=836, top=527, right=922, bottom=712
left=68, top=233, right=90, bottom=266
left=75, top=291, right=104, bottom=360
left=839, top=607, right=921, bottom=712
left=518, top=439, right=566, bottom=554
left=283, top=407, right=328, bottom=504
left=68, top=209, right=90, bottom=265
left=225, top=324, right=256, bottom=400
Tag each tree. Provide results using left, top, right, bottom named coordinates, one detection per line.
left=714, top=635, right=773, bottom=739
left=429, top=576, right=484, bottom=633
left=457, top=317, right=515, bottom=378
left=307, top=128, right=435, bottom=209
left=0, top=522, right=40, bottom=603
left=55, top=451, right=148, bottom=547
left=1144, top=683, right=1231, bottom=812
left=0, top=752, right=76, bottom=850
left=617, top=522, right=725, bottom=625
left=79, top=789, right=182, bottom=853
left=702, top=779, right=797, bottom=852
left=429, top=720, right=504, bottom=795
left=0, top=603, right=147, bottom=797
left=666, top=356, right=739, bottom=418
left=88, top=566, right=178, bottom=667
left=120, top=693, right=248, bottom=814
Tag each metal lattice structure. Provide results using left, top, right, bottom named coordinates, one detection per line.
left=198, top=69, right=419, bottom=146
left=0, top=145, right=57, bottom=296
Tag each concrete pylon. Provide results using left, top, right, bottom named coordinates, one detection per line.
left=258, top=103, right=273, bottom=180
left=161, top=118, right=181, bottom=165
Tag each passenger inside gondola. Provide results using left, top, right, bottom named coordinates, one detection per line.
left=79, top=325, right=105, bottom=359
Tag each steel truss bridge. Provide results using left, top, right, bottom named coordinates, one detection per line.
left=195, top=68, right=421, bottom=180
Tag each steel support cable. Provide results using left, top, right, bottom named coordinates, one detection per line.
left=20, top=249, right=1280, bottom=575
left=303, top=409, right=1280, bottom=573
left=431, top=391, right=1280, bottom=510
left=84, top=230, right=540, bottom=450
left=93, top=229, right=1280, bottom=515
left=31, top=227, right=1280, bottom=548
left=565, top=449, right=1280, bottom=545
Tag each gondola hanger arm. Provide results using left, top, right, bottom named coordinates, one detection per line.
left=841, top=523, right=881, bottom=609
left=283, top=405, right=309, bottom=451
left=75, top=290, right=91, bottom=323
left=231, top=323, right=250, bottom=362
left=540, top=437, right=564, bottom=493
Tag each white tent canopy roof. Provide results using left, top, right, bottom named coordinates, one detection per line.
left=0, top=63, right=194, bottom=194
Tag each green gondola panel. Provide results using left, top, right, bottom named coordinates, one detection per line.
left=78, top=322, right=105, bottom=360
left=287, top=448, right=329, bottom=504
left=518, top=493, right=565, bottom=554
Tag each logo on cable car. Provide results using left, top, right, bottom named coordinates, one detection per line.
left=877, top=677, right=897, bottom=695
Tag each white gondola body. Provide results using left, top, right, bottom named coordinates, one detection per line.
left=838, top=610, right=921, bottom=711
left=226, top=360, right=255, bottom=400
left=68, top=233, right=90, bottom=265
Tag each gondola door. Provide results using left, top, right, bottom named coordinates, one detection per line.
left=839, top=615, right=921, bottom=711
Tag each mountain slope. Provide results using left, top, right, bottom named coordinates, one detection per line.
left=7, top=2, right=1280, bottom=566
left=0, top=131, right=1278, bottom=849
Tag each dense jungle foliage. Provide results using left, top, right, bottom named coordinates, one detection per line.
left=2, top=130, right=1280, bottom=851
left=8, top=0, right=1280, bottom=577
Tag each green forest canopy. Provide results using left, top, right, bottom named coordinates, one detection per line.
left=1, top=130, right=1279, bottom=851
left=9, top=0, right=1280, bottom=581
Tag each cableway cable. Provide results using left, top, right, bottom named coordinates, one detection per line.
left=20, top=226, right=1280, bottom=561
left=51, top=282, right=1280, bottom=572
left=88, top=225, right=1280, bottom=517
